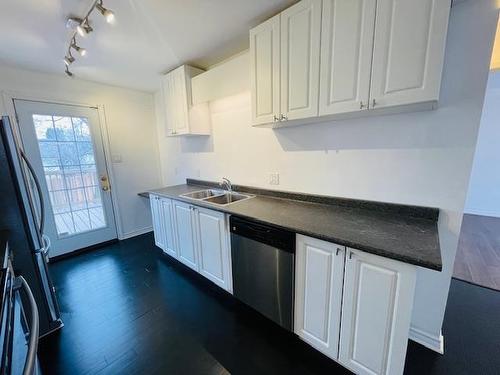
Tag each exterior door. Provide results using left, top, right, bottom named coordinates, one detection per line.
left=173, top=201, right=198, bottom=271
left=339, top=248, right=416, bottom=375
left=294, top=235, right=345, bottom=360
left=319, top=0, right=376, bottom=115
left=250, top=14, right=281, bottom=125
left=280, top=0, right=322, bottom=121
left=195, top=207, right=232, bottom=292
left=14, top=100, right=117, bottom=257
left=369, top=0, right=450, bottom=108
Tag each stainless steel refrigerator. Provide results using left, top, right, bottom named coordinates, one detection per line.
left=0, top=115, right=62, bottom=336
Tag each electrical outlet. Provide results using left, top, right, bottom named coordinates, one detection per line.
left=269, top=173, right=280, bottom=185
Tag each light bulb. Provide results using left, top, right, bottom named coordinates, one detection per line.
left=77, top=24, right=86, bottom=37
left=71, top=40, right=87, bottom=57
left=64, top=55, right=75, bottom=66
left=96, top=2, right=115, bottom=24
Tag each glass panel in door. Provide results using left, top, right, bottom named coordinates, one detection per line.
left=33, top=114, right=106, bottom=237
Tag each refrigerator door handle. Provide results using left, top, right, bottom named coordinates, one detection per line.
left=14, top=276, right=40, bottom=375
left=20, top=150, right=45, bottom=235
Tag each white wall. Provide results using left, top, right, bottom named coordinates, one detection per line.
left=0, top=65, right=161, bottom=239
left=465, top=71, right=500, bottom=217
left=154, top=0, right=499, bottom=352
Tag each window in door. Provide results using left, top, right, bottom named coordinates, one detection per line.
left=32, top=114, right=106, bottom=237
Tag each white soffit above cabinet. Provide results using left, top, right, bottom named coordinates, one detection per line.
left=0, top=0, right=298, bottom=92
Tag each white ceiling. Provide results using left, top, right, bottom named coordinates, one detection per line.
left=0, top=0, right=296, bottom=92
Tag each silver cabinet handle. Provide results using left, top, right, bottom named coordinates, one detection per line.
left=280, top=114, right=288, bottom=121
left=349, top=251, right=354, bottom=260
left=15, top=276, right=39, bottom=375
left=336, top=247, right=342, bottom=256
left=372, top=99, right=376, bottom=108
left=273, top=115, right=279, bottom=122
left=360, top=101, right=366, bottom=109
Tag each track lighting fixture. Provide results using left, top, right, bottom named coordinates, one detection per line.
left=64, top=52, right=75, bottom=66
left=96, top=1, right=115, bottom=24
left=71, top=38, right=87, bottom=57
left=63, top=0, right=116, bottom=77
left=76, top=19, right=93, bottom=37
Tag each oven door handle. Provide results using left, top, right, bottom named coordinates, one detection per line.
left=15, top=276, right=39, bottom=375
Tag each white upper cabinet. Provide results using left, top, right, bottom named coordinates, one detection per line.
left=339, top=248, right=416, bottom=375
left=250, top=15, right=281, bottom=125
left=280, top=0, right=322, bottom=121
left=161, top=65, right=211, bottom=136
left=319, top=0, right=376, bottom=115
left=195, top=207, right=232, bottom=292
left=250, top=0, right=450, bottom=126
left=295, top=235, right=345, bottom=360
left=369, top=0, right=450, bottom=109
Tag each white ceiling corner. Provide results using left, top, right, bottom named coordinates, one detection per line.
left=0, top=0, right=297, bottom=92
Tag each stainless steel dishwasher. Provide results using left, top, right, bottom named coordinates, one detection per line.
left=230, top=216, right=295, bottom=331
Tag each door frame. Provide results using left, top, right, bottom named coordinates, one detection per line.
left=2, top=89, right=125, bottom=240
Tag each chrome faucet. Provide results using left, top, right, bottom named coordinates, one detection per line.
left=220, top=177, right=232, bottom=192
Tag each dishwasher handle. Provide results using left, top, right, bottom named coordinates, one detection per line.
left=230, top=216, right=295, bottom=252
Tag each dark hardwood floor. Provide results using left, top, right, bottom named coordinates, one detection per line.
left=454, top=214, right=500, bottom=290
left=38, top=233, right=500, bottom=374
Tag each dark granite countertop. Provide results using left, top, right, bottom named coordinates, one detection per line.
left=147, top=184, right=442, bottom=271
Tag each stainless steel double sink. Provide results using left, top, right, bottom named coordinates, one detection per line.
left=180, top=189, right=253, bottom=206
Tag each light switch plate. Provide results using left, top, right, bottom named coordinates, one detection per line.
left=111, top=154, right=123, bottom=163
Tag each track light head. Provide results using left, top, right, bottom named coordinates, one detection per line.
left=96, top=1, right=115, bottom=24
left=71, top=39, right=87, bottom=57
left=64, top=54, right=75, bottom=66
left=65, top=66, right=74, bottom=77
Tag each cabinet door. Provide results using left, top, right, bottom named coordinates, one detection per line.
left=339, top=249, right=416, bottom=375
left=194, top=207, right=232, bottom=292
left=369, top=0, right=450, bottom=108
left=162, top=67, right=189, bottom=136
left=280, top=0, right=322, bottom=121
left=294, top=235, right=345, bottom=360
left=159, top=198, right=177, bottom=258
left=150, top=195, right=165, bottom=250
left=162, top=73, right=176, bottom=136
left=173, top=201, right=198, bottom=271
left=319, top=0, right=376, bottom=115
left=250, top=15, right=280, bottom=125
left=173, top=66, right=189, bottom=134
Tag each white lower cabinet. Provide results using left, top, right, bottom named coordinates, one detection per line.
left=159, top=197, right=177, bottom=258
left=294, top=235, right=345, bottom=360
left=150, top=195, right=165, bottom=250
left=150, top=195, right=177, bottom=257
left=151, top=197, right=232, bottom=293
left=194, top=207, right=232, bottom=292
left=295, top=235, right=417, bottom=375
left=339, top=248, right=416, bottom=375
left=173, top=201, right=199, bottom=271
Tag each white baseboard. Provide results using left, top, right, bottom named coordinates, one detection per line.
left=409, top=326, right=444, bottom=354
left=464, top=207, right=500, bottom=218
left=119, top=226, right=153, bottom=240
